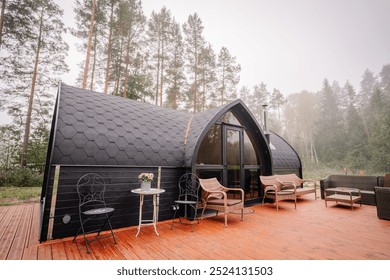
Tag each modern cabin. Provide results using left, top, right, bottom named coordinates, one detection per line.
left=39, top=83, right=301, bottom=241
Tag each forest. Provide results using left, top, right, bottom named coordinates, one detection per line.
left=0, top=0, right=389, bottom=188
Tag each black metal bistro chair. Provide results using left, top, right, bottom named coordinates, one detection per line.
left=170, top=173, right=201, bottom=231
left=72, top=173, right=116, bottom=253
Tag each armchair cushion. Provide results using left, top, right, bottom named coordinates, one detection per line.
left=199, top=178, right=244, bottom=227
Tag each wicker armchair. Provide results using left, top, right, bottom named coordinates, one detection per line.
left=260, top=175, right=297, bottom=210
left=199, top=178, right=244, bottom=227
left=374, top=187, right=390, bottom=220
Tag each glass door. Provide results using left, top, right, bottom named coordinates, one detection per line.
left=223, top=125, right=244, bottom=192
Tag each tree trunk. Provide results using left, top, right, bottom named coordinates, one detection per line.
left=202, top=70, right=205, bottom=111
left=221, top=68, right=225, bottom=106
left=173, top=77, right=177, bottom=109
left=89, top=31, right=97, bottom=90
left=82, top=0, right=96, bottom=89
left=0, top=0, right=6, bottom=48
left=21, top=6, right=43, bottom=167
left=155, top=33, right=161, bottom=106
left=103, top=1, right=115, bottom=94
left=159, top=39, right=164, bottom=107
left=122, top=35, right=132, bottom=97
left=114, top=37, right=124, bottom=95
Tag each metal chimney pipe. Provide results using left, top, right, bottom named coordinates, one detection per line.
left=262, top=104, right=268, bottom=132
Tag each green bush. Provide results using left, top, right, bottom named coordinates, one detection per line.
left=0, top=167, right=42, bottom=187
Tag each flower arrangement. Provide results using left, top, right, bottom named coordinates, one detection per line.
left=138, top=173, right=154, bottom=182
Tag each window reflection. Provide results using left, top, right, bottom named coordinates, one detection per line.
left=196, top=124, right=222, bottom=164
left=244, top=131, right=258, bottom=165
left=218, top=111, right=241, bottom=125
left=226, top=129, right=240, bottom=166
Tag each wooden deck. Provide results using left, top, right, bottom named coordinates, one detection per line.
left=1, top=197, right=390, bottom=260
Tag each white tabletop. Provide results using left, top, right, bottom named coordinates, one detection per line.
left=131, top=188, right=165, bottom=195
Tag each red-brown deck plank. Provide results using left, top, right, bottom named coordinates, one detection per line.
left=0, top=205, right=23, bottom=259
left=6, top=204, right=30, bottom=260
left=21, top=203, right=40, bottom=260
left=1, top=197, right=390, bottom=260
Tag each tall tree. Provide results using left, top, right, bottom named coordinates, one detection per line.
left=182, top=13, right=205, bottom=113
left=246, top=82, right=269, bottom=125
left=215, top=46, right=240, bottom=106
left=341, top=81, right=367, bottom=170
left=198, top=43, right=216, bottom=110
left=269, top=88, right=285, bottom=128
left=0, top=0, right=5, bottom=48
left=110, top=0, right=145, bottom=97
left=367, top=64, right=390, bottom=172
left=0, top=0, right=68, bottom=167
left=72, top=0, right=109, bottom=91
left=165, top=19, right=185, bottom=109
left=103, top=0, right=118, bottom=94
left=314, top=79, right=344, bottom=163
left=147, top=6, right=171, bottom=106
left=79, top=0, right=96, bottom=88
left=82, top=0, right=96, bottom=89
left=284, top=91, right=319, bottom=165
left=121, top=0, right=145, bottom=97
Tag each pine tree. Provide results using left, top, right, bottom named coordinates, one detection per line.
left=110, top=0, right=145, bottom=98
left=314, top=79, right=344, bottom=164
left=0, top=0, right=68, bottom=167
left=103, top=0, right=118, bottom=94
left=165, top=20, right=185, bottom=110
left=341, top=82, right=367, bottom=170
left=182, top=13, right=205, bottom=113
left=198, top=43, right=216, bottom=110
left=269, top=88, right=285, bottom=129
left=147, top=7, right=172, bottom=106
left=284, top=91, right=319, bottom=165
left=82, top=0, right=96, bottom=89
left=0, top=0, right=6, bottom=48
left=216, top=46, right=240, bottom=106
left=246, top=82, right=269, bottom=125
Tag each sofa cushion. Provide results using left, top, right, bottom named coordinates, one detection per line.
left=327, top=175, right=378, bottom=192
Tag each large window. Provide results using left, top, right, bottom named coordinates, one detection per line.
left=196, top=110, right=262, bottom=201
left=244, top=131, right=257, bottom=165
left=196, top=124, right=222, bottom=165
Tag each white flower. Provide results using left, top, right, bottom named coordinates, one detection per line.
left=138, top=173, right=154, bottom=182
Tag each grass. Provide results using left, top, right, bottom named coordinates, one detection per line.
left=0, top=186, right=41, bottom=206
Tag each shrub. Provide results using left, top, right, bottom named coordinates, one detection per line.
left=0, top=167, right=42, bottom=187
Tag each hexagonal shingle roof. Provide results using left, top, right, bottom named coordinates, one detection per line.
left=52, top=83, right=192, bottom=167
left=50, top=83, right=300, bottom=171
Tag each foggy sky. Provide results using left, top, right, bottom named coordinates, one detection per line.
left=2, top=0, right=390, bottom=124
left=141, top=0, right=390, bottom=95
left=58, top=0, right=390, bottom=95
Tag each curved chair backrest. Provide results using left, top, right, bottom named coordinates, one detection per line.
left=275, top=174, right=303, bottom=186
left=77, top=173, right=107, bottom=210
left=259, top=175, right=284, bottom=191
left=178, top=173, right=200, bottom=202
left=199, top=178, right=225, bottom=201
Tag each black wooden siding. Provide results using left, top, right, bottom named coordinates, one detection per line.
left=40, top=165, right=185, bottom=241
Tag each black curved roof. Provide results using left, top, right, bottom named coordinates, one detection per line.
left=53, top=83, right=191, bottom=166
left=49, top=83, right=300, bottom=173
left=268, top=131, right=302, bottom=175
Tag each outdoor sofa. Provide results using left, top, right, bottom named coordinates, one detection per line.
left=320, top=174, right=385, bottom=205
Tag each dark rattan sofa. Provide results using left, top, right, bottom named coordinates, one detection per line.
left=320, top=175, right=384, bottom=205
left=374, top=187, right=390, bottom=220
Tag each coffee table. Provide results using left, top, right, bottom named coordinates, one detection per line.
left=324, top=187, right=362, bottom=210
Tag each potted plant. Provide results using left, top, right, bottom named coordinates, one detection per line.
left=138, top=173, right=154, bottom=191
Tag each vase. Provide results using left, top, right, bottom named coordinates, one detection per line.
left=141, top=181, right=151, bottom=191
